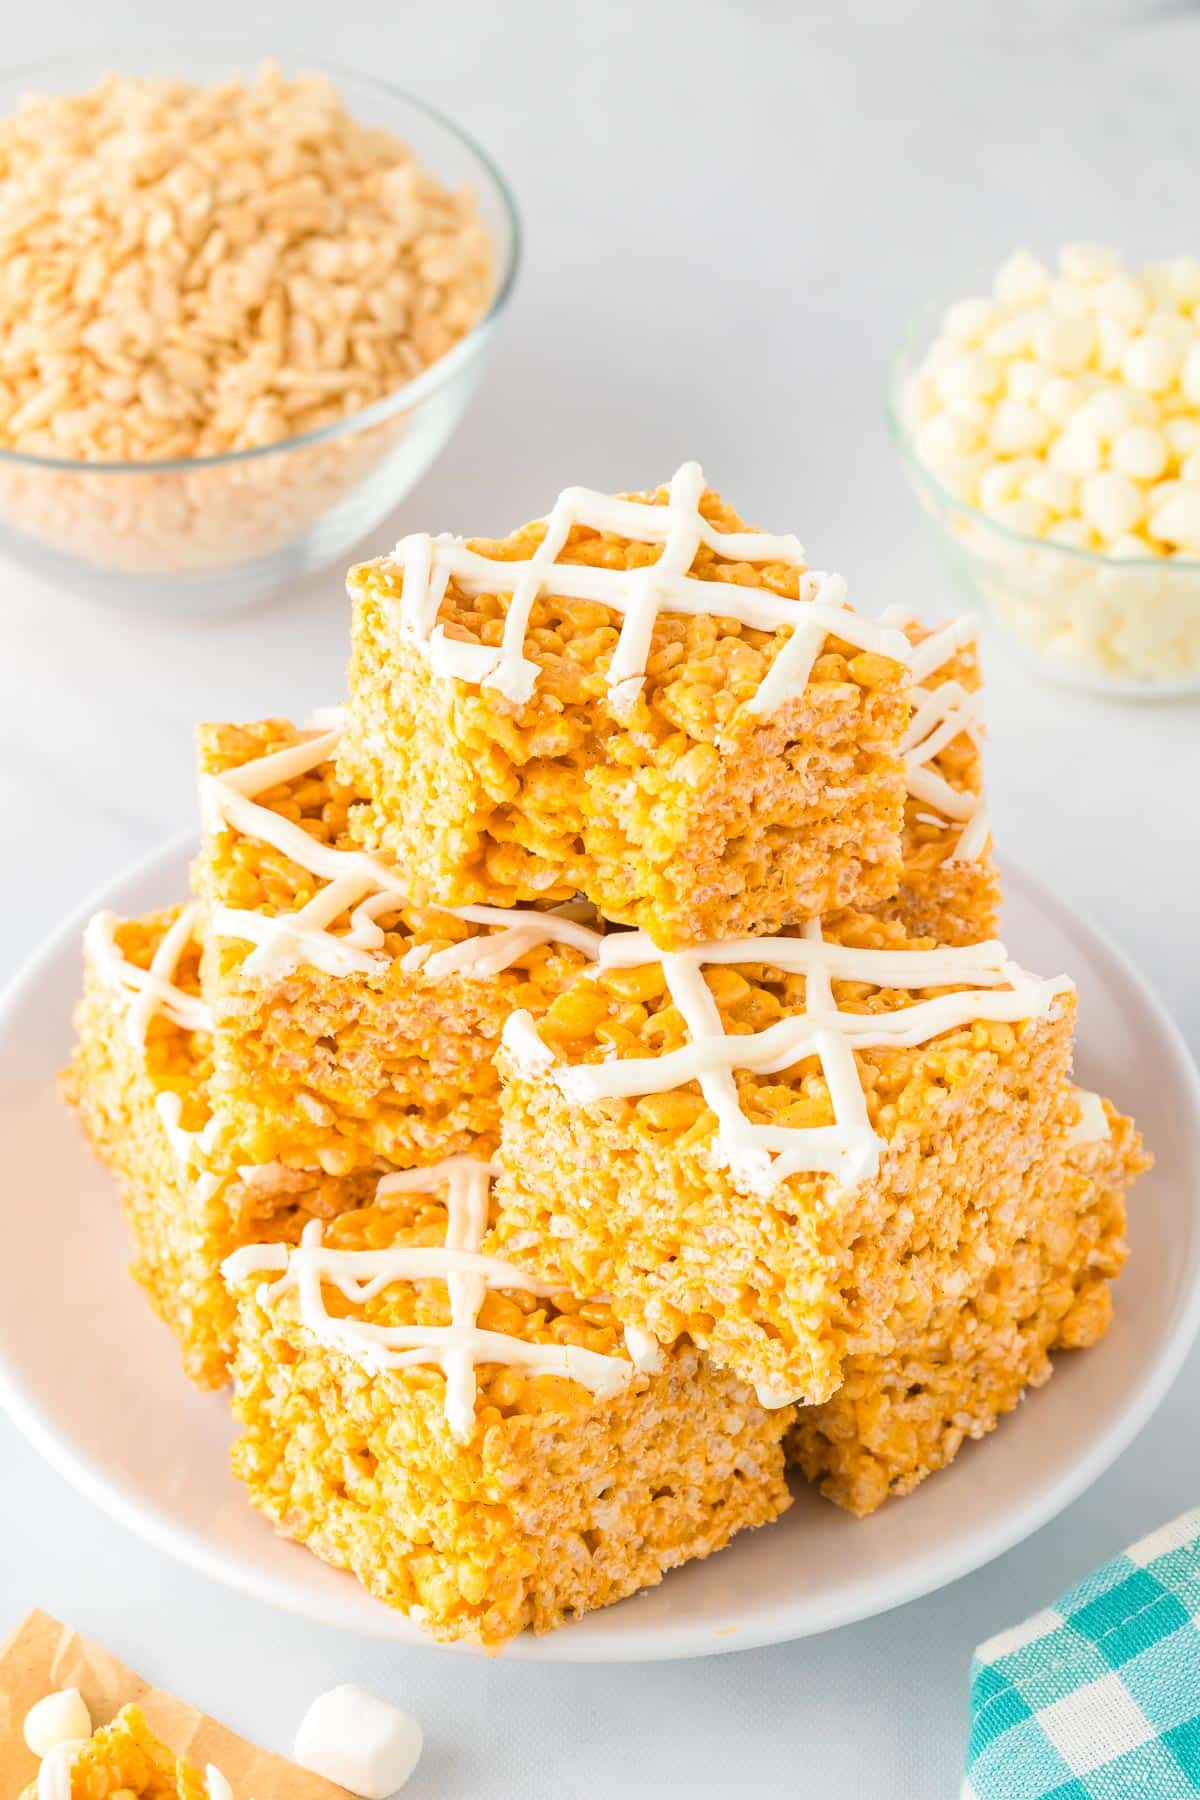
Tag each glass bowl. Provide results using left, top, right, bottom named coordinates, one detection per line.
left=0, top=50, right=521, bottom=615
left=886, top=302, right=1200, bottom=699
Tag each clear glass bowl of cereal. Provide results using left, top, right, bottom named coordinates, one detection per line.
left=886, top=249, right=1200, bottom=698
left=0, top=51, right=520, bottom=613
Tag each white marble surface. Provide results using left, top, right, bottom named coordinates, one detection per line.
left=2, top=1, right=1199, bottom=1794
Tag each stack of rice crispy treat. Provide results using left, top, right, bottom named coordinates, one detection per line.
left=63, top=464, right=1149, bottom=1649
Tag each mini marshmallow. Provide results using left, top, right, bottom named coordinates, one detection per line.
left=295, top=1685, right=423, bottom=1799
left=23, top=1690, right=92, bottom=1758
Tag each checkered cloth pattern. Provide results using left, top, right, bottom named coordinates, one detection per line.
left=964, top=1511, right=1200, bottom=1798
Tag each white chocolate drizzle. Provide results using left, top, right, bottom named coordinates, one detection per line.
left=504, top=922, right=1073, bottom=1197
left=84, top=906, right=212, bottom=1046
left=37, top=1742, right=84, bottom=1800
left=386, top=461, right=911, bottom=715
left=202, top=726, right=603, bottom=981
left=882, top=610, right=991, bottom=864
left=222, top=1155, right=636, bottom=1442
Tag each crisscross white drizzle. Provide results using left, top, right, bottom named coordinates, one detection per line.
left=84, top=905, right=212, bottom=1046
left=504, top=923, right=1073, bottom=1197
left=385, top=460, right=911, bottom=715
left=883, top=610, right=991, bottom=864
left=222, top=1155, right=644, bottom=1442
left=200, top=726, right=603, bottom=980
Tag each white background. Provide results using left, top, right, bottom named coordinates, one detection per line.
left=2, top=1, right=1199, bottom=1794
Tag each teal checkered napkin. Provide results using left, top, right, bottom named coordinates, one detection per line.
left=964, top=1511, right=1200, bottom=1799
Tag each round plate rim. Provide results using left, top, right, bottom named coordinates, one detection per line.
left=1, top=835, right=1198, bottom=1663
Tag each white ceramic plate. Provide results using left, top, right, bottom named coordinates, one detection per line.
left=1, top=839, right=1198, bottom=1662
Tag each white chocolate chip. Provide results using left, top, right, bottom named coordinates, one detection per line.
left=1181, top=345, right=1200, bottom=406
left=995, top=250, right=1050, bottom=308
left=24, top=1691, right=92, bottom=1758
left=1073, top=385, right=1147, bottom=442
left=993, top=496, right=1049, bottom=537
left=1093, top=272, right=1149, bottom=331
left=989, top=399, right=1051, bottom=454
left=943, top=297, right=997, bottom=343
left=1108, top=532, right=1156, bottom=559
left=914, top=414, right=978, bottom=466
left=983, top=313, right=1035, bottom=358
left=1081, top=471, right=1145, bottom=539
left=1169, top=257, right=1200, bottom=303
left=1095, top=315, right=1130, bottom=375
left=1022, top=465, right=1077, bottom=515
left=935, top=352, right=1001, bottom=406
left=1111, top=425, right=1168, bottom=481
left=1038, top=375, right=1084, bottom=425
left=978, top=460, right=1032, bottom=510
left=1148, top=490, right=1200, bottom=550
left=1044, top=516, right=1096, bottom=550
left=1145, top=309, right=1194, bottom=351
left=1060, top=242, right=1121, bottom=285
left=1049, top=430, right=1103, bottom=477
left=1033, top=312, right=1095, bottom=373
left=1123, top=332, right=1185, bottom=393
left=295, top=1685, right=423, bottom=1799
left=1166, top=418, right=1200, bottom=455
left=1005, top=359, right=1048, bottom=404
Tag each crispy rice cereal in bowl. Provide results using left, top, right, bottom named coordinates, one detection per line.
left=0, top=54, right=517, bottom=609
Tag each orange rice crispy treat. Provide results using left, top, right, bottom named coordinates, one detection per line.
left=194, top=717, right=603, bottom=1177
left=493, top=908, right=1079, bottom=1407
left=61, top=904, right=378, bottom=1388
left=339, top=462, right=913, bottom=950
left=19, top=1703, right=206, bottom=1800
left=224, top=1159, right=791, bottom=1649
left=871, top=614, right=1001, bottom=947
left=790, top=1093, right=1149, bottom=1514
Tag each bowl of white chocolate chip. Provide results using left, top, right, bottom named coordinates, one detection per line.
left=888, top=244, right=1200, bottom=696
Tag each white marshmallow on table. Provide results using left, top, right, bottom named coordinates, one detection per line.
left=295, top=1684, right=423, bottom=1798
left=23, top=1689, right=92, bottom=1757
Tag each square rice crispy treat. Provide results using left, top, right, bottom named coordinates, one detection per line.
left=339, top=461, right=914, bottom=950
left=790, top=1091, right=1149, bottom=1513
left=19, top=1704, right=206, bottom=1799
left=61, top=903, right=379, bottom=1389
left=871, top=613, right=1001, bottom=947
left=194, top=717, right=604, bottom=1177
left=223, top=1154, right=791, bottom=1649
left=493, top=908, right=1080, bottom=1408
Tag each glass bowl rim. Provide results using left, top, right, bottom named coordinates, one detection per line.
left=0, top=46, right=522, bottom=476
left=883, top=292, right=1200, bottom=575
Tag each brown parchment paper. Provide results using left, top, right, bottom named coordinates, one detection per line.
left=0, top=1610, right=351, bottom=1798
